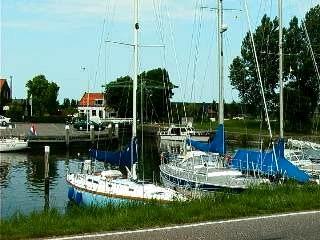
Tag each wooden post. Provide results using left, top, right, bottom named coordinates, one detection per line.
left=115, top=123, right=119, bottom=137
left=65, top=124, right=70, bottom=148
left=44, top=145, right=50, bottom=211
left=90, top=125, right=95, bottom=143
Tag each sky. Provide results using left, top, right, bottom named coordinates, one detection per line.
left=1, top=0, right=319, bottom=104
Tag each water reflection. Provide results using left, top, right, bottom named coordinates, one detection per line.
left=0, top=153, right=28, bottom=188
left=0, top=150, right=88, bottom=218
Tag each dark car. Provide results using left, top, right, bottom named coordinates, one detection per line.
left=73, top=120, right=105, bottom=131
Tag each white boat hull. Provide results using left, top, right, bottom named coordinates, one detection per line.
left=0, top=139, right=28, bottom=152
left=67, top=172, right=185, bottom=205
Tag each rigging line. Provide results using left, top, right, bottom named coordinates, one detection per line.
left=153, top=0, right=172, bottom=124
left=301, top=21, right=320, bottom=97
left=296, top=0, right=320, bottom=104
left=164, top=1, right=187, bottom=120
left=92, top=0, right=109, bottom=91
left=153, top=0, right=165, bottom=43
left=191, top=0, right=204, bottom=102
left=201, top=11, right=216, bottom=104
left=244, top=0, right=279, bottom=172
left=243, top=0, right=276, bottom=146
left=255, top=0, right=264, bottom=27
left=185, top=0, right=201, bottom=103
left=105, top=2, right=117, bottom=86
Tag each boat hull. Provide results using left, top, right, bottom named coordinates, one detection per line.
left=160, top=167, right=244, bottom=193
left=66, top=173, right=184, bottom=205
left=68, top=186, right=130, bottom=206
left=0, top=139, right=28, bottom=152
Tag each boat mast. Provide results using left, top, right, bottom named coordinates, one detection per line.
left=131, top=0, right=139, bottom=177
left=218, top=0, right=224, bottom=125
left=217, top=0, right=226, bottom=153
left=279, top=0, right=283, bottom=139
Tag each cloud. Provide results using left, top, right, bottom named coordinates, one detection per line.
left=2, top=0, right=211, bottom=31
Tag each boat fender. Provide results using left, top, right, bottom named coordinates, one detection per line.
left=75, top=192, right=82, bottom=204
left=68, top=187, right=75, bottom=200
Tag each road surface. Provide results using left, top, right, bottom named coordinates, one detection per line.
left=44, top=211, right=320, bottom=240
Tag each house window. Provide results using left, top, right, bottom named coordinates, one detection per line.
left=95, top=99, right=103, bottom=106
left=92, top=110, right=96, bottom=116
left=99, top=110, right=103, bottom=118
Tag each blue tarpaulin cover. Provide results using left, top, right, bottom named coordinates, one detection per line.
left=89, top=138, right=137, bottom=167
left=231, top=139, right=310, bottom=182
left=187, top=124, right=226, bottom=155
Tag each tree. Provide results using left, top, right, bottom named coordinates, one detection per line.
left=62, top=98, right=71, bottom=109
left=103, top=68, right=177, bottom=122
left=26, top=75, right=59, bottom=116
left=6, top=101, right=25, bottom=121
left=230, top=15, right=279, bottom=118
left=230, top=5, right=320, bottom=132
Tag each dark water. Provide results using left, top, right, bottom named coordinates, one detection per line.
left=0, top=136, right=162, bottom=219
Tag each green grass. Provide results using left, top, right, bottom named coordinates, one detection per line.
left=193, top=119, right=320, bottom=140
left=194, top=119, right=279, bottom=135
left=1, top=183, right=320, bottom=239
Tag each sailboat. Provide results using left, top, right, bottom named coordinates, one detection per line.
left=0, top=125, right=29, bottom=152
left=230, top=0, right=311, bottom=183
left=67, top=0, right=184, bottom=205
left=0, top=137, right=28, bottom=152
left=160, top=0, right=269, bottom=192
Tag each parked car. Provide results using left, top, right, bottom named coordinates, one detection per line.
left=0, top=115, right=11, bottom=126
left=73, top=120, right=105, bottom=131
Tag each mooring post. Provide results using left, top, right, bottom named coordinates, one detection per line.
left=90, top=125, right=95, bottom=143
left=44, top=145, right=50, bottom=211
left=65, top=124, right=70, bottom=148
left=115, top=123, right=119, bottom=138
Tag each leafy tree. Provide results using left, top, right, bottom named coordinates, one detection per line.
left=62, top=98, right=71, bottom=109
left=6, top=101, right=25, bottom=121
left=26, top=75, right=59, bottom=116
left=230, top=5, right=320, bottom=132
left=103, top=68, right=177, bottom=122
left=70, top=99, right=78, bottom=107
left=230, top=15, right=279, bottom=118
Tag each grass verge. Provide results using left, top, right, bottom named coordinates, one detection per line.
left=1, top=183, right=320, bottom=240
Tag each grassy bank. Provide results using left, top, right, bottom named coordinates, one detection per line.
left=193, top=120, right=320, bottom=142
left=1, top=183, right=320, bottom=239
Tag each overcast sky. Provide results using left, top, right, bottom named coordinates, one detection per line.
left=1, top=0, right=319, bottom=103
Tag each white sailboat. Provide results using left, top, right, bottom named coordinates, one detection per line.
left=0, top=137, right=28, bottom=152
left=67, top=0, right=185, bottom=205
left=160, top=0, right=269, bottom=192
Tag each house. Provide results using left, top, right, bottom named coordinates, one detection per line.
left=78, top=92, right=117, bottom=120
left=0, top=78, right=11, bottom=113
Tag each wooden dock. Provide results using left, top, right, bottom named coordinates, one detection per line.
left=0, top=123, right=118, bottom=149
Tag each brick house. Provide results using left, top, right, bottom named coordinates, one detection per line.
left=78, top=92, right=117, bottom=120
left=0, top=79, right=11, bottom=113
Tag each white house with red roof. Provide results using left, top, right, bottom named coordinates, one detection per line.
left=78, top=92, right=117, bottom=120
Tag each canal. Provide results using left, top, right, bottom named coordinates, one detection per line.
left=0, top=135, right=163, bottom=219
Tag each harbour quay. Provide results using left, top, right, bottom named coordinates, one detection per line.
left=0, top=123, right=118, bottom=150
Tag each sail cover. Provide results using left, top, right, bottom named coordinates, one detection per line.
left=187, top=124, right=226, bottom=155
left=89, top=139, right=137, bottom=167
left=231, top=139, right=310, bottom=183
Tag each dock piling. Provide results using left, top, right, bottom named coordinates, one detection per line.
left=44, top=145, right=50, bottom=210
left=65, top=125, right=70, bottom=148
left=90, top=125, right=95, bottom=143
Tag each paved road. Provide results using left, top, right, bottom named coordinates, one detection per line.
left=45, top=211, right=320, bottom=240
